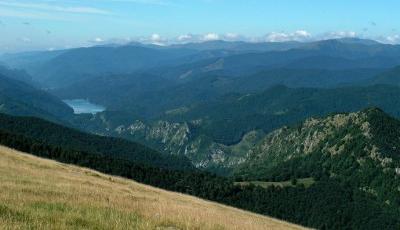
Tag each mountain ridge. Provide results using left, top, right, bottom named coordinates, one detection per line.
left=0, top=69, right=74, bottom=123
left=235, top=108, right=400, bottom=208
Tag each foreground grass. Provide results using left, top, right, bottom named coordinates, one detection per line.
left=0, top=146, right=306, bottom=230
left=235, top=178, right=315, bottom=189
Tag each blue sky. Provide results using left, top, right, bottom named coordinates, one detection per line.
left=0, top=0, right=399, bottom=53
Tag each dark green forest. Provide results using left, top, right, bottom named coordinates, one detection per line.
left=164, top=85, right=400, bottom=145
left=0, top=112, right=399, bottom=229
left=0, top=113, right=193, bottom=171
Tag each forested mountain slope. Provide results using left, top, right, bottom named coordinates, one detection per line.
left=70, top=85, right=400, bottom=173
left=54, top=68, right=384, bottom=116
left=236, top=108, right=400, bottom=210
left=0, top=113, right=193, bottom=171
left=1, top=111, right=399, bottom=229
left=370, top=66, right=400, bottom=86
left=0, top=69, right=73, bottom=122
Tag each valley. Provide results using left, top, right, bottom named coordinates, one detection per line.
left=2, top=1, right=400, bottom=229
left=1, top=37, right=400, bottom=229
left=68, top=84, right=400, bottom=174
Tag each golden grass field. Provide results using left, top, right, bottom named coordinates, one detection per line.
left=0, top=145, right=307, bottom=230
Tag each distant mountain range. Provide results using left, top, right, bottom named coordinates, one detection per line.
left=2, top=38, right=400, bottom=88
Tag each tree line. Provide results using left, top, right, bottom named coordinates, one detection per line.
left=0, top=126, right=398, bottom=229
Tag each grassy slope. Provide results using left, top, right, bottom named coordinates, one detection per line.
left=0, top=145, right=305, bottom=230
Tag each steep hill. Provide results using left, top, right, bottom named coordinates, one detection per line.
left=235, top=108, right=400, bottom=208
left=0, top=70, right=73, bottom=122
left=70, top=85, right=400, bottom=174
left=0, top=113, right=193, bottom=171
left=1, top=111, right=398, bottom=229
left=0, top=145, right=303, bottom=230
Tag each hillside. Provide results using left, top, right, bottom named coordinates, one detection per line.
left=0, top=145, right=304, bottom=230
left=0, top=69, right=73, bottom=122
left=71, top=85, right=400, bottom=173
left=370, top=66, right=400, bottom=86
left=2, top=111, right=399, bottom=229
left=0, top=113, right=193, bottom=171
left=54, top=68, right=384, bottom=116
left=235, top=108, right=400, bottom=207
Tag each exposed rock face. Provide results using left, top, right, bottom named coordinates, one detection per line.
left=78, top=108, right=400, bottom=183
left=114, top=120, right=191, bottom=155
left=112, top=120, right=264, bottom=171
left=234, top=108, right=400, bottom=206
left=251, top=112, right=373, bottom=164
left=80, top=112, right=265, bottom=172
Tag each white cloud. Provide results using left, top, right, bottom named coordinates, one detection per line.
left=264, top=30, right=312, bottom=42
left=294, top=30, right=311, bottom=38
left=94, top=37, right=104, bottom=42
left=0, top=1, right=110, bottom=15
left=265, top=32, right=289, bottom=42
left=177, top=34, right=193, bottom=42
left=263, top=30, right=358, bottom=43
left=149, top=33, right=166, bottom=45
left=87, top=37, right=105, bottom=44
left=0, top=7, right=72, bottom=20
left=100, top=31, right=400, bottom=47
left=225, top=33, right=238, bottom=39
left=151, top=33, right=161, bottom=41
left=379, top=35, right=400, bottom=44
left=203, top=33, right=219, bottom=41
left=223, top=33, right=243, bottom=41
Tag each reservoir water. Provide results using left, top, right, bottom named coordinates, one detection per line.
left=63, top=99, right=105, bottom=114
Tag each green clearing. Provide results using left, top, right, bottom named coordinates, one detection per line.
left=235, top=178, right=315, bottom=188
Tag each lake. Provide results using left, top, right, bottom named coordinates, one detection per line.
left=63, top=99, right=105, bottom=114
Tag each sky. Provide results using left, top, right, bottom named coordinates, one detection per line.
left=0, top=0, right=399, bottom=53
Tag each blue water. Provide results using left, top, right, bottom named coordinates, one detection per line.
left=63, top=99, right=105, bottom=114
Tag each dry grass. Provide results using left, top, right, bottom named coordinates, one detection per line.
left=0, top=145, right=307, bottom=230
